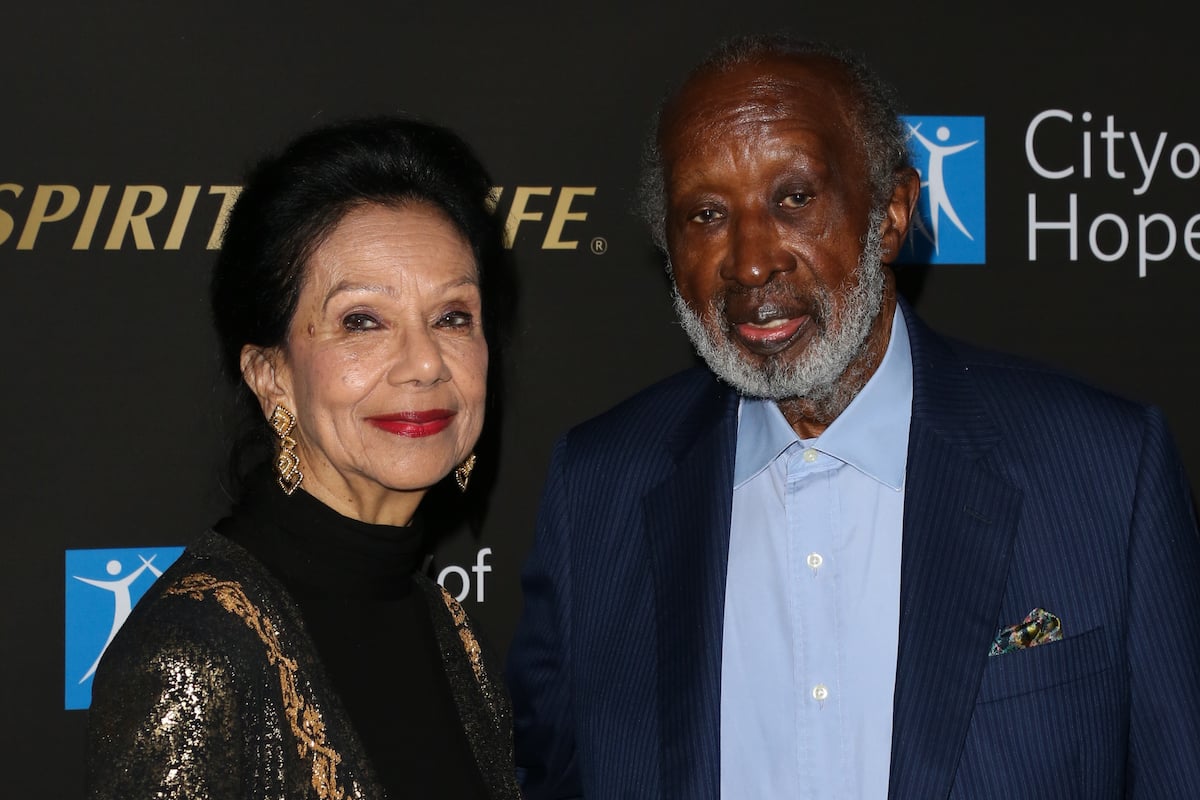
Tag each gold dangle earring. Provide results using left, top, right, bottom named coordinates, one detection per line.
left=454, top=453, right=477, bottom=492
left=270, top=404, right=303, bottom=495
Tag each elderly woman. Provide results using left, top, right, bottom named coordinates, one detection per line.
left=85, top=117, right=519, bottom=799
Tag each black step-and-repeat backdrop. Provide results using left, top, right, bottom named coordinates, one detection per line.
left=3, top=3, right=1196, bottom=794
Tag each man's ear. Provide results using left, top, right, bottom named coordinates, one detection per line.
left=879, top=167, right=921, bottom=265
left=240, top=344, right=291, bottom=419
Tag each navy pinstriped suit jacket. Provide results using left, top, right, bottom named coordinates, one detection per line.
left=507, top=302, right=1200, bottom=799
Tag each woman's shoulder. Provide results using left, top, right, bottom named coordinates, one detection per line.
left=137, top=530, right=278, bottom=609
left=85, top=530, right=371, bottom=799
left=95, top=531, right=299, bottom=677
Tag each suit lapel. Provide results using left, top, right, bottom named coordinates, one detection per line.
left=888, top=306, right=1023, bottom=799
left=645, top=375, right=738, bottom=800
left=636, top=310, right=1021, bottom=798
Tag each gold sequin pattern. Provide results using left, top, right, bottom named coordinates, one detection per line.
left=167, top=573, right=347, bottom=800
left=86, top=531, right=519, bottom=799
left=440, top=587, right=492, bottom=708
left=429, top=581, right=521, bottom=798
left=140, top=646, right=232, bottom=797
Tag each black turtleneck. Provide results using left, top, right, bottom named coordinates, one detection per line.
left=214, top=470, right=490, bottom=799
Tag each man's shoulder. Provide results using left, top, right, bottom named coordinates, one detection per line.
left=574, top=364, right=724, bottom=427
left=917, top=323, right=1152, bottom=438
left=559, top=365, right=732, bottom=457
left=952, top=337, right=1139, bottom=409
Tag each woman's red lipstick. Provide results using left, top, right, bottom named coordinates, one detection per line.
left=367, top=410, right=454, bottom=437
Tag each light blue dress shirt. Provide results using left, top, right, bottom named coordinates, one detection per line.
left=720, top=310, right=913, bottom=799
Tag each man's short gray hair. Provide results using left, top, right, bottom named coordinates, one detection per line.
left=637, top=34, right=912, bottom=253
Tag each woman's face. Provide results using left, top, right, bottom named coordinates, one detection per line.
left=244, top=202, right=488, bottom=525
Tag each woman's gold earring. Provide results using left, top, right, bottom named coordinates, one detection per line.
left=270, top=404, right=303, bottom=495
left=454, top=453, right=477, bottom=492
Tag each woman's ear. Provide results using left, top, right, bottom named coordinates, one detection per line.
left=240, top=344, right=291, bottom=419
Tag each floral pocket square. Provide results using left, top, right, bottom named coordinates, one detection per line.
left=989, top=608, right=1063, bottom=656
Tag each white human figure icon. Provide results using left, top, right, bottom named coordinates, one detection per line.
left=75, top=555, right=163, bottom=683
left=907, top=122, right=978, bottom=252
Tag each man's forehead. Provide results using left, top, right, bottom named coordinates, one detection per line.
left=659, top=56, right=856, bottom=161
left=662, top=56, right=854, bottom=139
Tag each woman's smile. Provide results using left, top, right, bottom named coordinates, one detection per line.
left=367, top=409, right=456, bottom=437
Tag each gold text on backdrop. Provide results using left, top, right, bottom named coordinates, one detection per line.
left=0, top=184, right=241, bottom=250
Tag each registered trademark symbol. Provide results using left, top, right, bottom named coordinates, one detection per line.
left=590, top=236, right=608, bottom=255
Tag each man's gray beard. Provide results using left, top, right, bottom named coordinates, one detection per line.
left=672, top=209, right=887, bottom=411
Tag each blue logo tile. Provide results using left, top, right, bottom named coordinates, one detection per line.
left=900, top=115, right=987, bottom=265
left=64, top=546, right=184, bottom=710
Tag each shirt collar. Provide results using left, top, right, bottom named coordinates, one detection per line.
left=734, top=308, right=913, bottom=490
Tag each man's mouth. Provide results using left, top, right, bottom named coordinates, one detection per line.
left=725, top=299, right=815, bottom=356
left=732, top=316, right=810, bottom=355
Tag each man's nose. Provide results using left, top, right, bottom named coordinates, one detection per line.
left=719, top=209, right=794, bottom=287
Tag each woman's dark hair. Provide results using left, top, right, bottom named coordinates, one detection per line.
left=210, top=116, right=512, bottom=517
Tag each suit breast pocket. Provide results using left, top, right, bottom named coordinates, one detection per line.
left=976, top=625, right=1116, bottom=703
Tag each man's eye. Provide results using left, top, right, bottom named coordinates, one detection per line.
left=436, top=311, right=475, bottom=329
left=343, top=313, right=380, bottom=332
left=780, top=193, right=812, bottom=209
left=689, top=208, right=724, bottom=224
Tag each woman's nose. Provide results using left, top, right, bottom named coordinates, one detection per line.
left=387, top=325, right=450, bottom=386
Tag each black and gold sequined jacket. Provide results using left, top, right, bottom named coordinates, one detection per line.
left=85, top=531, right=520, bottom=799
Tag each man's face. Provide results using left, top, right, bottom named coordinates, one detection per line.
left=661, top=56, right=901, bottom=405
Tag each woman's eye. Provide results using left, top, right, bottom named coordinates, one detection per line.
left=781, top=192, right=812, bottom=209
left=436, top=310, right=475, bottom=329
left=342, top=313, right=380, bottom=332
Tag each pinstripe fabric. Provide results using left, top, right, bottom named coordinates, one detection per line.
left=508, top=300, right=1200, bottom=799
left=645, top=409, right=735, bottom=799
left=508, top=369, right=736, bottom=800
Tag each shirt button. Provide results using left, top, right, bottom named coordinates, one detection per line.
left=812, top=684, right=829, bottom=702
left=802, top=448, right=819, bottom=463
left=806, top=552, right=823, bottom=570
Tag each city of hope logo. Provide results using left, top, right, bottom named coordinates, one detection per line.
left=64, top=546, right=184, bottom=710
left=900, top=115, right=987, bottom=265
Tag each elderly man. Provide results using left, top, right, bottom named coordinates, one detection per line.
left=507, top=35, right=1200, bottom=799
